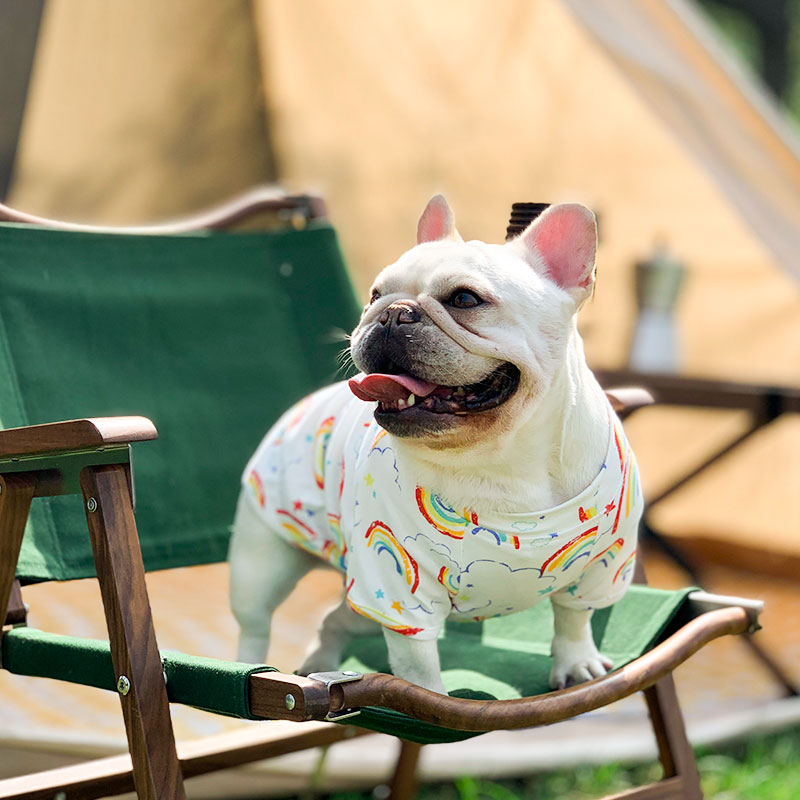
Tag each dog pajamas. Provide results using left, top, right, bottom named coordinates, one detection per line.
left=242, top=382, right=643, bottom=640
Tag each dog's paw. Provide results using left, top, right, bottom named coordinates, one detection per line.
left=549, top=638, right=613, bottom=690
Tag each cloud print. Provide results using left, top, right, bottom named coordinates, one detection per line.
left=403, top=531, right=464, bottom=572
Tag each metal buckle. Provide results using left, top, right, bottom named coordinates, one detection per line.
left=306, top=670, right=363, bottom=721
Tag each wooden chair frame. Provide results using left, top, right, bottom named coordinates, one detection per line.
left=0, top=192, right=762, bottom=800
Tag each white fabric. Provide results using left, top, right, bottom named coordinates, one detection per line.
left=243, top=382, right=642, bottom=640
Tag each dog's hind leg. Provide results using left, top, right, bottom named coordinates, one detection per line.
left=229, top=492, right=318, bottom=664
left=298, top=598, right=379, bottom=675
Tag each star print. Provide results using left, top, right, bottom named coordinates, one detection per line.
left=391, top=601, right=403, bottom=614
left=293, top=500, right=302, bottom=511
left=538, top=586, right=554, bottom=595
left=364, top=473, right=374, bottom=487
left=376, top=589, right=384, bottom=599
left=604, top=502, right=616, bottom=516
left=305, top=434, right=313, bottom=442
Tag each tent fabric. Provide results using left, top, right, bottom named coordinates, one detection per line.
left=562, top=0, right=800, bottom=283
left=7, top=0, right=275, bottom=223
left=1, top=585, right=694, bottom=744
left=0, top=222, right=360, bottom=583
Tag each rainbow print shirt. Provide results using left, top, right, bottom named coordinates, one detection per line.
left=242, top=381, right=642, bottom=640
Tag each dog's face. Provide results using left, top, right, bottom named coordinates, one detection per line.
left=349, top=195, right=597, bottom=448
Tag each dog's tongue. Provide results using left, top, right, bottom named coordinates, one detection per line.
left=348, top=373, right=438, bottom=403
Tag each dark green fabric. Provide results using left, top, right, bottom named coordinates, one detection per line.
left=339, top=585, right=695, bottom=743
left=0, top=222, right=360, bottom=582
left=2, top=627, right=275, bottom=720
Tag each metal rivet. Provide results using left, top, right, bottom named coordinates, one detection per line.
left=342, top=671, right=359, bottom=677
left=279, top=262, right=294, bottom=277
left=284, top=693, right=296, bottom=711
left=86, top=497, right=98, bottom=512
left=116, top=675, right=131, bottom=695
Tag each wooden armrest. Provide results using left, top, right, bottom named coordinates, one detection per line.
left=0, top=417, right=157, bottom=459
left=604, top=386, right=655, bottom=420
left=596, top=369, right=800, bottom=415
left=248, top=603, right=756, bottom=730
left=0, top=186, right=326, bottom=234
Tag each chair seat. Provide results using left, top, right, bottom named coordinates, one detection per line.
left=340, top=585, right=694, bottom=743
left=2, top=585, right=694, bottom=745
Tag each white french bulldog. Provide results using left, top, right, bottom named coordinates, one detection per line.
left=229, top=195, right=642, bottom=694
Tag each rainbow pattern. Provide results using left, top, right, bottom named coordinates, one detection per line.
left=365, top=520, right=419, bottom=593
left=371, top=428, right=388, bottom=450
left=247, top=469, right=265, bottom=508
left=416, top=486, right=479, bottom=539
left=613, top=551, right=636, bottom=584
left=579, top=506, right=598, bottom=523
left=437, top=565, right=460, bottom=596
left=589, top=537, right=624, bottom=568
left=276, top=509, right=321, bottom=558
left=312, top=416, right=335, bottom=489
left=345, top=580, right=424, bottom=636
left=325, top=513, right=347, bottom=569
left=539, top=526, right=598, bottom=575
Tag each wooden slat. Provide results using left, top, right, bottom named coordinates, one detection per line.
left=0, top=721, right=359, bottom=800
left=80, top=464, right=186, bottom=800
left=0, top=474, right=36, bottom=626
left=644, top=677, right=702, bottom=798
left=0, top=417, right=157, bottom=459
left=388, top=740, right=423, bottom=800
left=4, top=579, right=26, bottom=625
left=594, top=369, right=800, bottom=415
left=0, top=186, right=326, bottom=233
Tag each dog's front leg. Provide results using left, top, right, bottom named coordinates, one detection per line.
left=549, top=603, right=613, bottom=690
left=384, top=630, right=447, bottom=695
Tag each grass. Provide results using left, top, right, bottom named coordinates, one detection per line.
left=317, top=725, right=800, bottom=800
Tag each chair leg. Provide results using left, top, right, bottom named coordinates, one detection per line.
left=643, top=676, right=703, bottom=799
left=388, top=740, right=423, bottom=800
left=0, top=474, right=36, bottom=626
left=81, top=464, right=187, bottom=800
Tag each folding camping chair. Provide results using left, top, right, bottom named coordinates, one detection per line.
left=0, top=189, right=761, bottom=800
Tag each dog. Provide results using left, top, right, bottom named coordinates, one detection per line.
left=229, top=195, right=642, bottom=694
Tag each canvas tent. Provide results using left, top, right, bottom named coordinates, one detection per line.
left=1, top=0, right=799, bottom=787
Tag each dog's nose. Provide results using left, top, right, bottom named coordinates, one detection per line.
left=378, top=302, right=421, bottom=327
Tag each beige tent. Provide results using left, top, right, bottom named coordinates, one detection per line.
left=2, top=0, right=800, bottom=789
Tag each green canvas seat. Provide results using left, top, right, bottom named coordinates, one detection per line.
left=0, top=194, right=761, bottom=800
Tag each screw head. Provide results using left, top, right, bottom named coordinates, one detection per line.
left=86, top=497, right=98, bottom=512
left=284, top=693, right=296, bottom=711
left=116, top=675, right=131, bottom=695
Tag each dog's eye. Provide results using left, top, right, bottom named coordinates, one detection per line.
left=448, top=290, right=482, bottom=309
left=369, top=289, right=381, bottom=305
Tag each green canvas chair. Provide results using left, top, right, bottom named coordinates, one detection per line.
left=0, top=190, right=762, bottom=800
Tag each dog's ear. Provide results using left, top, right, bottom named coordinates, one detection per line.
left=512, top=204, right=597, bottom=303
left=417, top=194, right=464, bottom=244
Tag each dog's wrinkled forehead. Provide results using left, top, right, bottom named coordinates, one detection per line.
left=373, top=238, right=571, bottom=314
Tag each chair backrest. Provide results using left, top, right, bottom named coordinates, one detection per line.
left=0, top=220, right=361, bottom=582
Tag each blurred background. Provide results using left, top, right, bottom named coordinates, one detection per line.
left=1, top=0, right=799, bottom=797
